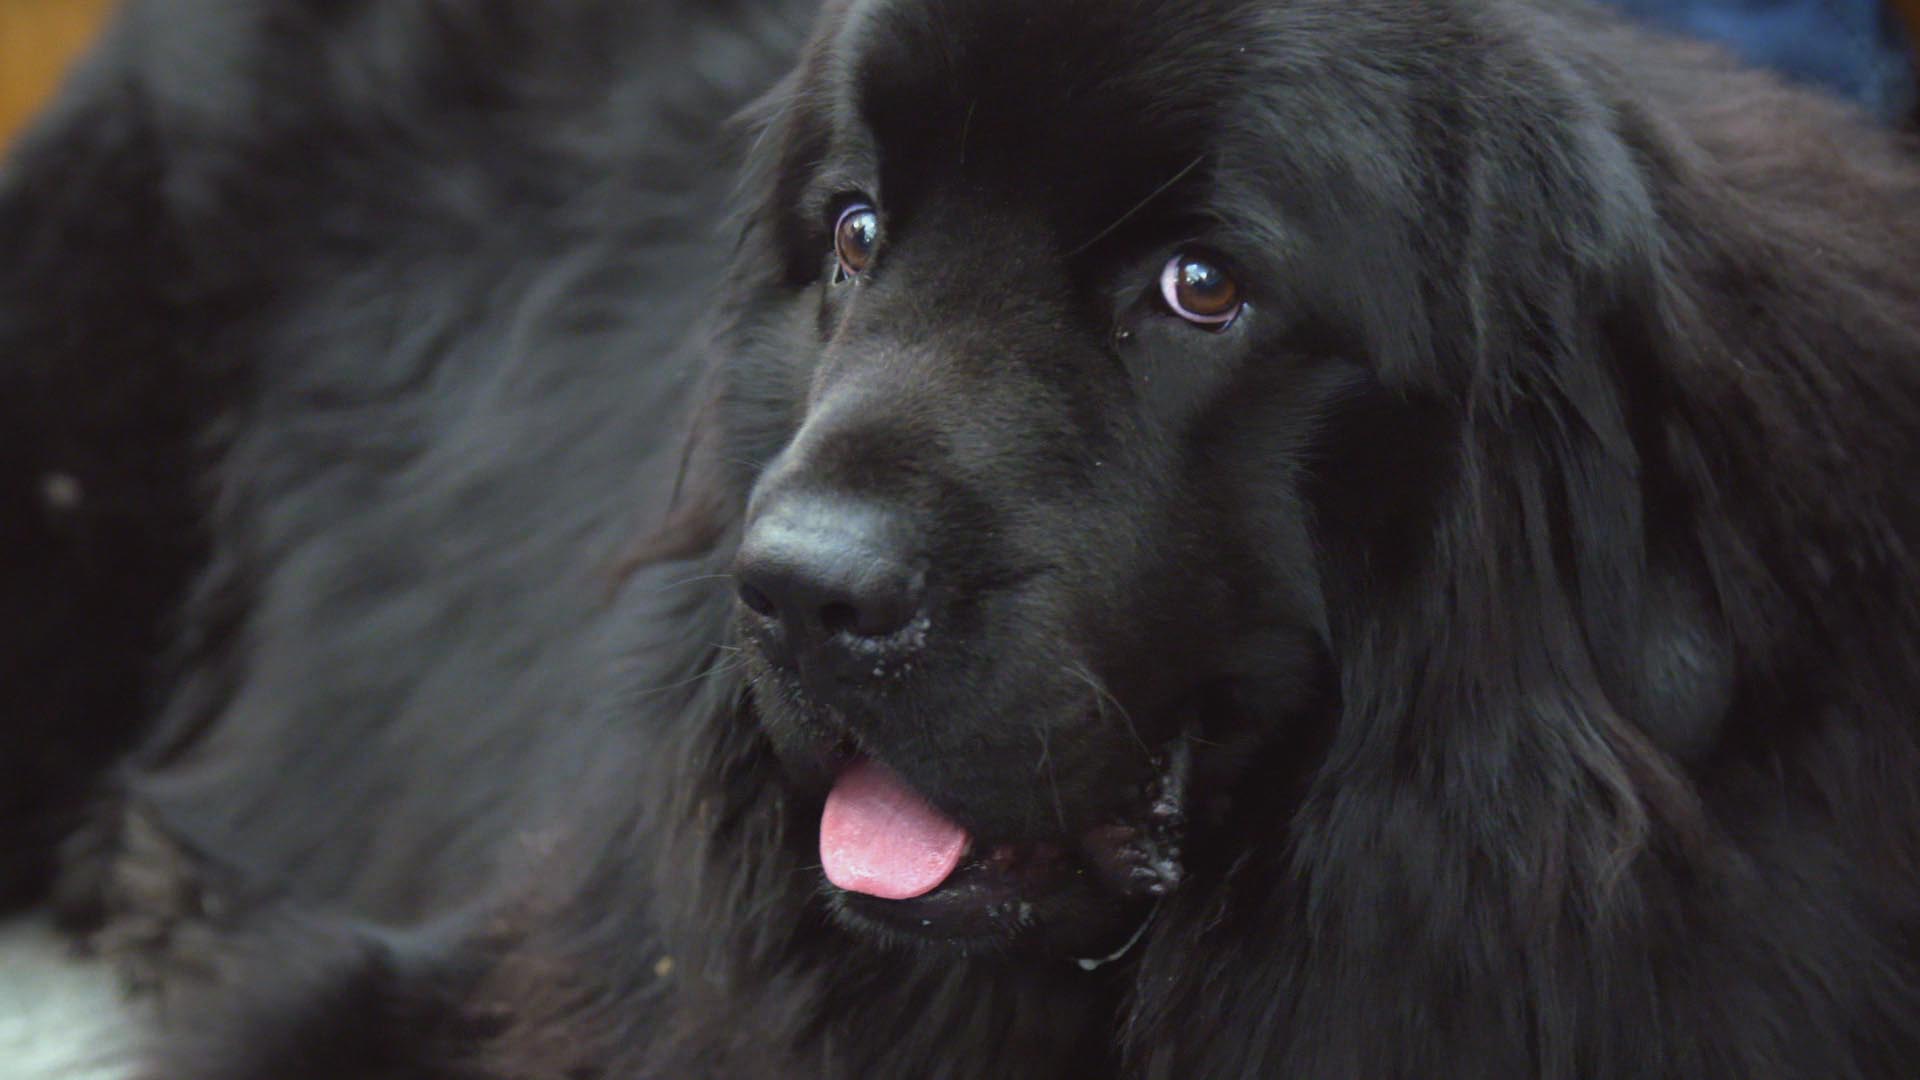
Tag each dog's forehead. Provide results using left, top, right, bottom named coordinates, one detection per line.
left=829, top=0, right=1263, bottom=228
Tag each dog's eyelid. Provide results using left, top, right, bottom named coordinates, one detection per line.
left=824, top=190, right=877, bottom=226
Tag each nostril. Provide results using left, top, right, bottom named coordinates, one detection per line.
left=830, top=577, right=921, bottom=640
left=818, top=601, right=862, bottom=637
left=739, top=582, right=778, bottom=619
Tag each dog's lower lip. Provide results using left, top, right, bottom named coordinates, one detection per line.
left=828, top=845, right=1087, bottom=939
left=826, top=835, right=1157, bottom=957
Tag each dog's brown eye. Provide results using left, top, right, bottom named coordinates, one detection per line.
left=834, top=203, right=880, bottom=281
left=1160, top=253, right=1242, bottom=328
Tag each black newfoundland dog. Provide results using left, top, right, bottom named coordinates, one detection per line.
left=6, top=0, right=1920, bottom=1076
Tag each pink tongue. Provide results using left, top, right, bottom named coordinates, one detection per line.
left=820, top=760, right=970, bottom=900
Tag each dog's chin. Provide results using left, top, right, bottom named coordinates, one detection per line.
left=822, top=852, right=1154, bottom=960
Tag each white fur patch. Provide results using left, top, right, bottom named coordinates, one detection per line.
left=0, top=917, right=141, bottom=1080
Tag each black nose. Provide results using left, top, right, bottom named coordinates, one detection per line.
left=734, top=495, right=927, bottom=674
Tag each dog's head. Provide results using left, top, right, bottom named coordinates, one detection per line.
left=712, top=0, right=1705, bottom=958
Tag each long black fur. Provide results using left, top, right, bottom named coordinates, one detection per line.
left=4, top=0, right=1919, bottom=1076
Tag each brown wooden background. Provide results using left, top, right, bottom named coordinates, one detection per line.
left=0, top=0, right=114, bottom=148
left=1898, top=0, right=1920, bottom=65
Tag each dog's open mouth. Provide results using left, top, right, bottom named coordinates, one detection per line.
left=815, top=741, right=1190, bottom=956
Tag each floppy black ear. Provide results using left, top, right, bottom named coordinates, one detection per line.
left=1303, top=31, right=1722, bottom=885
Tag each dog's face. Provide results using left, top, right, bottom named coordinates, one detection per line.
left=723, top=0, right=1450, bottom=955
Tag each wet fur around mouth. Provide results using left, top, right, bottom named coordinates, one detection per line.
left=5, top=1, right=1920, bottom=1079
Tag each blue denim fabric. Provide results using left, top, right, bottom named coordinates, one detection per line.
left=1603, top=0, right=1916, bottom=120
